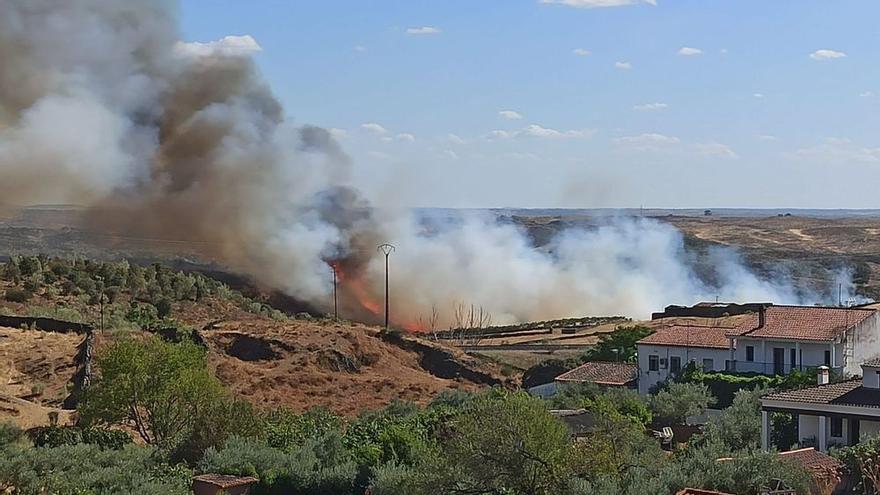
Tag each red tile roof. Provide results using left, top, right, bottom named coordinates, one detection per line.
left=778, top=448, right=842, bottom=474
left=727, top=305, right=875, bottom=342
left=637, top=325, right=730, bottom=350
left=760, top=378, right=880, bottom=408
left=555, top=361, right=638, bottom=386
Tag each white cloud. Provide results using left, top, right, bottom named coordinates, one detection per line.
left=693, top=142, right=737, bottom=158
left=396, top=133, right=416, bottom=142
left=539, top=0, right=657, bottom=8
left=810, top=49, right=847, bottom=61
left=757, top=134, right=778, bottom=141
left=861, top=91, right=876, bottom=98
left=615, top=61, right=633, bottom=70
left=521, top=124, right=595, bottom=139
left=794, top=138, right=880, bottom=163
left=615, top=133, right=680, bottom=147
left=720, top=48, right=729, bottom=55
left=406, top=26, right=441, bottom=35
left=633, top=102, right=668, bottom=112
left=447, top=133, right=466, bottom=145
left=678, top=47, right=703, bottom=56
left=499, top=110, right=524, bottom=120
left=488, top=125, right=594, bottom=140
left=361, top=123, right=388, bottom=135
left=753, top=93, right=765, bottom=99
left=354, top=45, right=367, bottom=53
left=443, top=150, right=459, bottom=160
left=573, top=48, right=592, bottom=56
left=174, top=35, right=262, bottom=58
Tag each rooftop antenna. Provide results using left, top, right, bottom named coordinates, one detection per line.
left=838, top=283, right=842, bottom=307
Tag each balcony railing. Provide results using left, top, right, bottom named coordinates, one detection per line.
left=725, top=360, right=843, bottom=376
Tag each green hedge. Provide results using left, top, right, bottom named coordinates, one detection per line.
left=677, top=365, right=818, bottom=408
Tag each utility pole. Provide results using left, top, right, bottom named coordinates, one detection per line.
left=332, top=264, right=338, bottom=320
left=377, top=243, right=395, bottom=329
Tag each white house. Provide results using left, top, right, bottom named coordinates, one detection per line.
left=726, top=305, right=880, bottom=377
left=761, top=360, right=880, bottom=452
left=636, top=325, right=731, bottom=394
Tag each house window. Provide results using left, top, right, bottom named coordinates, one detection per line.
left=702, top=358, right=714, bottom=370
left=790, top=348, right=797, bottom=370
left=649, top=355, right=659, bottom=372
left=746, top=346, right=755, bottom=362
left=670, top=356, right=681, bottom=373
left=824, top=351, right=832, bottom=367
left=831, top=417, right=843, bottom=438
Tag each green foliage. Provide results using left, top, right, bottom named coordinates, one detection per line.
left=0, top=443, right=192, bottom=495
left=0, top=256, right=282, bottom=327
left=426, top=391, right=585, bottom=495
left=649, top=382, right=715, bottom=425
left=0, top=422, right=22, bottom=446
left=265, top=407, right=344, bottom=452
left=677, top=364, right=820, bottom=408
left=4, top=287, right=32, bottom=303
left=832, top=435, right=880, bottom=494
left=31, top=426, right=132, bottom=450
left=199, top=434, right=358, bottom=495
left=692, top=388, right=764, bottom=452
left=80, top=337, right=258, bottom=460
left=582, top=325, right=653, bottom=363
left=547, top=383, right=652, bottom=427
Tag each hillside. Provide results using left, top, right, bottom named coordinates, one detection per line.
left=0, top=257, right=513, bottom=428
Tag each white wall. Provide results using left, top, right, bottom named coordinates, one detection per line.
left=863, top=365, right=880, bottom=388
left=799, top=415, right=819, bottom=445
left=846, top=313, right=880, bottom=376
left=861, top=419, right=880, bottom=438
left=731, top=338, right=841, bottom=374
left=637, top=344, right=730, bottom=395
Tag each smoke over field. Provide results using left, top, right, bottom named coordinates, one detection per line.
left=0, top=0, right=858, bottom=326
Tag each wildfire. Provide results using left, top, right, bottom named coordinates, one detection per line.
left=330, top=260, right=382, bottom=316
left=328, top=259, right=424, bottom=332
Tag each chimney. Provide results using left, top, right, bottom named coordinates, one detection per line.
left=818, top=365, right=830, bottom=385
left=757, top=306, right=766, bottom=329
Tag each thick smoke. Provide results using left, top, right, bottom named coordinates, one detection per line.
left=0, top=0, right=859, bottom=327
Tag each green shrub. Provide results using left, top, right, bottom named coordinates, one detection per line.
left=31, top=426, right=132, bottom=450
left=0, top=443, right=191, bottom=494
left=0, top=422, right=22, bottom=446
left=4, top=287, right=32, bottom=303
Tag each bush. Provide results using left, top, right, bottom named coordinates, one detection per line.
left=0, top=422, right=22, bottom=446
left=200, top=434, right=358, bottom=495
left=0, top=443, right=191, bottom=494
left=649, top=382, right=715, bottom=425
left=31, top=425, right=132, bottom=450
left=4, top=287, right=32, bottom=303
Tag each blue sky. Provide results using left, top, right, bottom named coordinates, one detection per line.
left=180, top=1, right=880, bottom=208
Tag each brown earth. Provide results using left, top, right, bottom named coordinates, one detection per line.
left=0, top=326, right=80, bottom=428
left=199, top=315, right=512, bottom=416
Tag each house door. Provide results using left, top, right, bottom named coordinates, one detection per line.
left=773, top=348, right=785, bottom=375
left=850, top=418, right=860, bottom=446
